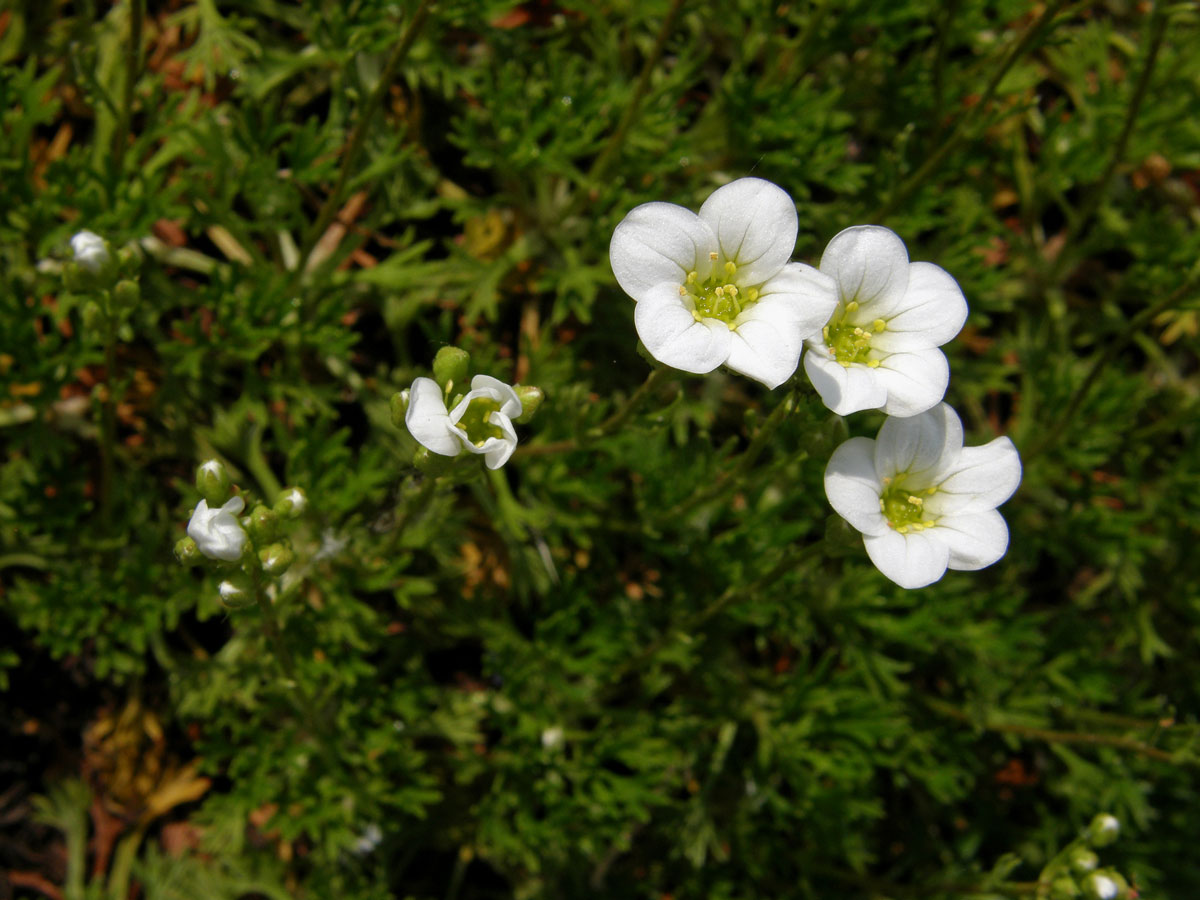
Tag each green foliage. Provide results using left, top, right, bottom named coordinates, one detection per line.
left=3, top=0, right=1200, bottom=898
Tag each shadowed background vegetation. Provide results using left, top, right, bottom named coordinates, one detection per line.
left=2, top=0, right=1200, bottom=897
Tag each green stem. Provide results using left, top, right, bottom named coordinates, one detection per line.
left=106, top=824, right=147, bottom=900
left=871, top=0, right=1075, bottom=223
left=657, top=389, right=799, bottom=522
left=112, top=0, right=145, bottom=176
left=925, top=697, right=1180, bottom=763
left=603, top=538, right=826, bottom=696
left=519, top=366, right=676, bottom=457
left=255, top=584, right=300, bottom=686
left=99, top=312, right=118, bottom=528
left=296, top=0, right=434, bottom=273
left=1023, top=270, right=1198, bottom=461
left=575, top=0, right=686, bottom=201
left=1049, top=1, right=1167, bottom=278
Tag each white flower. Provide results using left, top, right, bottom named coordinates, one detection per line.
left=609, top=177, right=837, bottom=389
left=824, top=403, right=1021, bottom=589
left=405, top=374, right=522, bottom=469
left=187, top=496, right=248, bottom=561
left=803, top=225, right=968, bottom=416
left=70, top=230, right=110, bottom=273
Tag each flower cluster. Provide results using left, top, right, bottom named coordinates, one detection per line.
left=611, top=178, right=1019, bottom=587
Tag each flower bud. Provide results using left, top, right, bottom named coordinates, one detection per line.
left=247, top=504, right=278, bottom=544
left=432, top=346, right=471, bottom=390
left=1083, top=870, right=1127, bottom=900
left=111, top=279, right=140, bottom=313
left=218, top=575, right=255, bottom=609
left=514, top=385, right=544, bottom=423
left=1087, top=814, right=1120, bottom=848
left=81, top=300, right=105, bottom=333
left=196, top=459, right=232, bottom=506
left=71, top=230, right=111, bottom=274
left=1050, top=877, right=1081, bottom=899
left=390, top=390, right=410, bottom=428
left=259, top=542, right=294, bottom=576
left=116, top=245, right=141, bottom=278
left=1070, top=848, right=1099, bottom=875
left=274, top=487, right=307, bottom=518
left=174, top=537, right=201, bottom=566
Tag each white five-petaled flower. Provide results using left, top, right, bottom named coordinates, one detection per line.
left=609, top=177, right=838, bottom=389
left=824, top=403, right=1021, bottom=589
left=187, top=496, right=248, bottom=562
left=406, top=374, right=523, bottom=469
left=803, top=225, right=968, bottom=416
left=70, top=230, right=110, bottom=273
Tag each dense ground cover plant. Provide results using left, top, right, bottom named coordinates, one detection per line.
left=3, top=0, right=1200, bottom=898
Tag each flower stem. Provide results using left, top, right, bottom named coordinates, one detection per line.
left=98, top=313, right=119, bottom=528
left=871, top=0, right=1075, bottom=223
left=254, top=584, right=300, bottom=687
left=925, top=697, right=1180, bottom=764
left=578, top=0, right=686, bottom=195
left=657, top=389, right=799, bottom=523
left=519, top=366, right=677, bottom=457
left=296, top=0, right=433, bottom=274
left=112, top=0, right=144, bottom=178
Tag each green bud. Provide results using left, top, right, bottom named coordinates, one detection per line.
left=274, top=487, right=307, bottom=518
left=514, top=385, right=544, bottom=423
left=116, top=245, right=142, bottom=278
left=174, top=537, right=201, bottom=566
left=1050, top=877, right=1080, bottom=899
left=247, top=504, right=278, bottom=543
left=196, top=459, right=232, bottom=506
left=433, top=346, right=471, bottom=390
left=259, top=542, right=294, bottom=576
left=1070, top=848, right=1099, bottom=875
left=414, top=445, right=453, bottom=474
left=81, top=300, right=105, bottom=334
left=1087, top=814, right=1120, bottom=848
left=217, top=575, right=255, bottom=610
left=111, top=279, right=140, bottom=313
left=824, top=513, right=863, bottom=558
left=1082, top=870, right=1127, bottom=900
left=391, top=390, right=410, bottom=428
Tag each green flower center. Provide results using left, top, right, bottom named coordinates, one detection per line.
left=682, top=258, right=760, bottom=325
left=455, top=397, right=505, bottom=447
left=822, top=301, right=886, bottom=367
left=879, top=477, right=938, bottom=534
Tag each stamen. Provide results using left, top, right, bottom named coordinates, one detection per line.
left=873, top=319, right=886, bottom=332
left=687, top=271, right=698, bottom=284
left=907, top=495, right=923, bottom=506
left=844, top=301, right=859, bottom=313
left=726, top=284, right=738, bottom=297
left=678, top=285, right=687, bottom=296
left=724, top=261, right=737, bottom=276
left=746, top=288, right=758, bottom=302
left=708, top=251, right=718, bottom=261
left=714, top=286, right=725, bottom=297
left=867, top=360, right=880, bottom=368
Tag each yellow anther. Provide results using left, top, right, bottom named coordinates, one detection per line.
left=867, top=360, right=880, bottom=368
left=907, top=495, right=923, bottom=506
left=678, top=285, right=688, bottom=296
left=709, top=251, right=718, bottom=261
left=822, top=326, right=830, bottom=341
left=726, top=284, right=738, bottom=297
left=714, top=285, right=725, bottom=297
left=746, top=288, right=758, bottom=302
left=879, top=499, right=886, bottom=511
left=926, top=486, right=937, bottom=495
left=692, top=309, right=704, bottom=322
left=687, top=271, right=698, bottom=284
left=873, top=319, right=886, bottom=332
left=882, top=476, right=891, bottom=485
left=896, top=525, right=909, bottom=534
left=922, top=519, right=936, bottom=527
left=838, top=360, right=851, bottom=368
left=853, top=327, right=866, bottom=336
left=475, top=440, right=486, bottom=448
left=909, top=522, right=924, bottom=531
left=724, top=260, right=737, bottom=276
left=844, top=301, right=859, bottom=313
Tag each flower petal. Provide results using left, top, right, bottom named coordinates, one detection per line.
left=470, top=374, right=523, bottom=419
left=406, top=377, right=461, bottom=457
left=819, top=225, right=910, bottom=314
left=634, top=282, right=732, bottom=374
left=874, top=347, right=950, bottom=417
left=610, top=202, right=717, bottom=302
left=863, top=529, right=950, bottom=589
left=824, top=437, right=889, bottom=536
left=483, top=414, right=519, bottom=469
left=698, top=178, right=797, bottom=286
left=802, top=347, right=888, bottom=415
left=871, top=262, right=968, bottom=352
left=874, top=402, right=962, bottom=484
left=753, top=262, right=839, bottom=337
left=935, top=509, right=1010, bottom=571
left=927, top=436, right=1022, bottom=515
